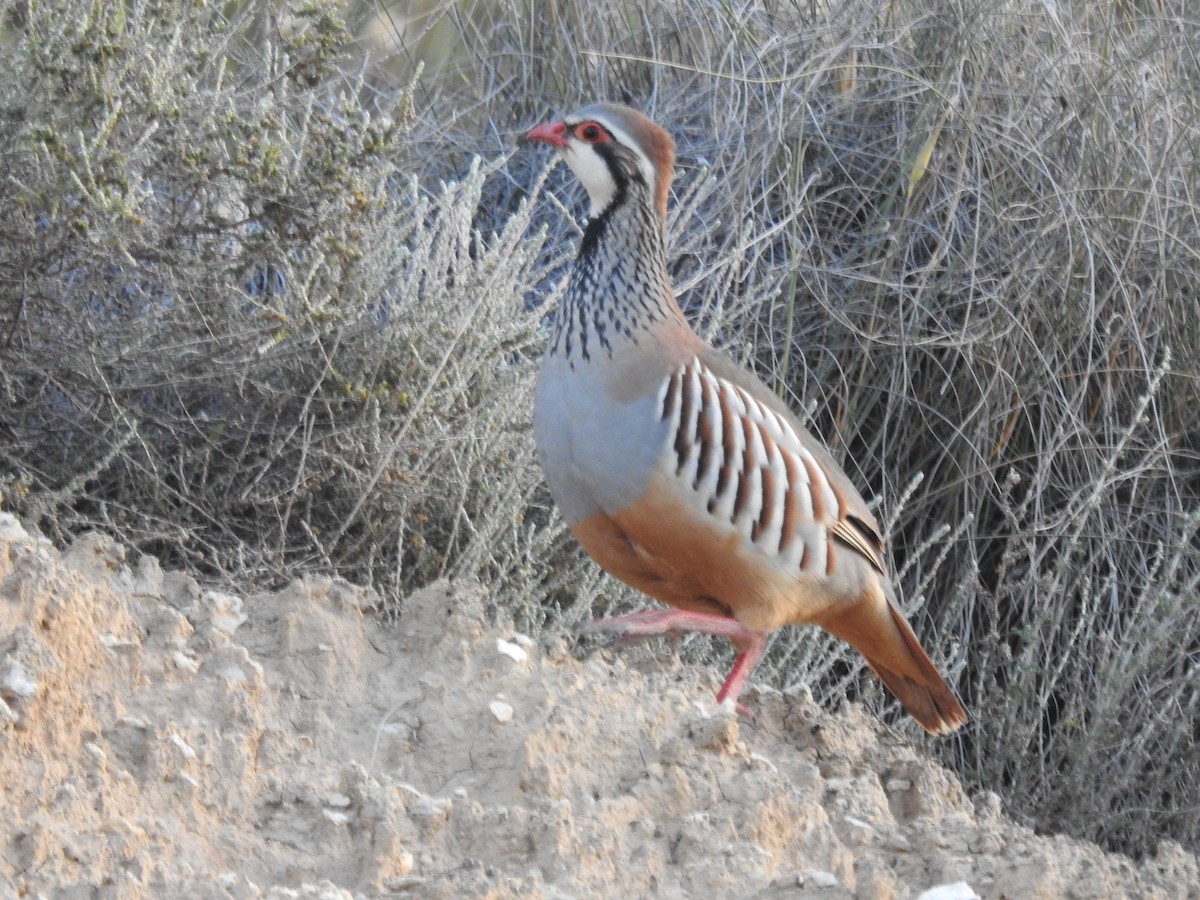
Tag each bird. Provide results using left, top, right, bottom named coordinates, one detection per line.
left=526, top=102, right=967, bottom=735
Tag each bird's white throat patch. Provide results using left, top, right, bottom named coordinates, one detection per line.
left=562, top=144, right=617, bottom=217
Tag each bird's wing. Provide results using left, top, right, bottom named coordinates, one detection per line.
left=654, top=348, right=888, bottom=581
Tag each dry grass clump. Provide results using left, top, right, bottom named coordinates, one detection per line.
left=1, top=0, right=1197, bottom=860
left=0, top=1, right=562, bottom=602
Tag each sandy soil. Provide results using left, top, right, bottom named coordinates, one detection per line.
left=1, top=515, right=1197, bottom=898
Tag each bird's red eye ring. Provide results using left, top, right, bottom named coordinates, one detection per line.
left=575, top=122, right=608, bottom=143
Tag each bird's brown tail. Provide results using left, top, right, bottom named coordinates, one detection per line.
left=821, top=591, right=968, bottom=735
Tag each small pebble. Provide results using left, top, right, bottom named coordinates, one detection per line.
left=800, top=869, right=839, bottom=887
left=917, top=883, right=980, bottom=900
left=489, top=700, right=514, bottom=723
left=495, top=638, right=528, bottom=663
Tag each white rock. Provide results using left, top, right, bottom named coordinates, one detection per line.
left=0, top=662, right=38, bottom=698
left=100, top=633, right=139, bottom=650
left=0, top=513, right=29, bottom=541
left=918, top=883, right=981, bottom=900
left=844, top=815, right=874, bottom=832
left=489, top=700, right=514, bottom=723
left=393, top=849, right=414, bottom=877
left=800, top=869, right=840, bottom=887
left=495, top=638, right=528, bottom=663
left=169, top=733, right=196, bottom=759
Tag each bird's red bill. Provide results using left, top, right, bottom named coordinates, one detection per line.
left=527, top=120, right=569, bottom=148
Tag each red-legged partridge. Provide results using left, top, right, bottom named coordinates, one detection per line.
left=527, top=102, right=967, bottom=734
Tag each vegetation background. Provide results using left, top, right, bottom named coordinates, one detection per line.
left=1, top=0, right=1196, bottom=862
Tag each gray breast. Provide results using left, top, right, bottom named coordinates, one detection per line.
left=534, top=352, right=670, bottom=525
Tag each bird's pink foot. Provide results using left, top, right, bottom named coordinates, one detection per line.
left=578, top=609, right=768, bottom=722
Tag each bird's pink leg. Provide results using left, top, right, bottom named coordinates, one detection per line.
left=579, top=608, right=752, bottom=640
left=715, top=634, right=767, bottom=707
left=579, top=609, right=769, bottom=720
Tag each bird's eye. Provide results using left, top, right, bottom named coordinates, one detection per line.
left=575, top=123, right=607, bottom=143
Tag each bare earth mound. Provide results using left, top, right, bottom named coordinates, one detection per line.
left=1, top=516, right=1196, bottom=898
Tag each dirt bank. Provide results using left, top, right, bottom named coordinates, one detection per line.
left=1, top=517, right=1196, bottom=897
